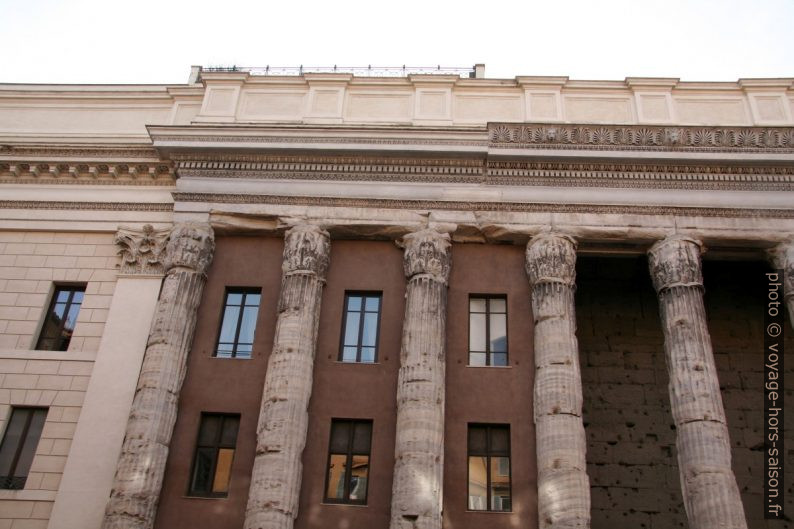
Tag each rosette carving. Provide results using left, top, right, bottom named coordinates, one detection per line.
left=398, top=228, right=451, bottom=284
left=648, top=235, right=704, bottom=292
left=525, top=233, right=577, bottom=287
left=163, top=222, right=215, bottom=275
left=281, top=224, right=330, bottom=278
left=114, top=224, right=169, bottom=275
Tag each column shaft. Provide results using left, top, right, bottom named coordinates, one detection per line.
left=102, top=223, right=215, bottom=529
left=244, top=225, right=330, bottom=529
left=390, top=229, right=450, bottom=529
left=648, top=235, right=747, bottom=529
left=526, top=233, right=590, bottom=529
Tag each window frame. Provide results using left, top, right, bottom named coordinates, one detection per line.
left=187, top=412, right=240, bottom=498
left=323, top=418, right=373, bottom=505
left=467, top=423, right=512, bottom=512
left=338, top=291, right=383, bottom=364
left=35, top=284, right=86, bottom=351
left=214, top=287, right=261, bottom=359
left=468, top=294, right=509, bottom=367
left=0, top=407, right=48, bottom=490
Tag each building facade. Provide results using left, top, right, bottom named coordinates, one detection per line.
left=0, top=66, right=792, bottom=529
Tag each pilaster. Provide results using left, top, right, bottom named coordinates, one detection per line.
left=525, top=233, right=590, bottom=529
left=389, top=229, right=451, bottom=529
left=102, top=223, right=215, bottom=529
left=244, top=224, right=330, bottom=529
left=648, top=235, right=747, bottom=529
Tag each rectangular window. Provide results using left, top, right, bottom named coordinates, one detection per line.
left=0, top=407, right=47, bottom=489
left=469, top=295, right=508, bottom=366
left=215, top=289, right=261, bottom=359
left=188, top=413, right=240, bottom=497
left=339, top=292, right=382, bottom=363
left=36, top=285, right=85, bottom=351
left=468, top=424, right=511, bottom=512
left=325, top=419, right=372, bottom=504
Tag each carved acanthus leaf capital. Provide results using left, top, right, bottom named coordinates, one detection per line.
left=525, top=233, right=577, bottom=287
left=398, top=228, right=452, bottom=284
left=163, top=222, right=215, bottom=275
left=282, top=224, right=331, bottom=279
left=648, top=235, right=704, bottom=293
left=114, top=224, right=170, bottom=275
left=769, top=240, right=794, bottom=299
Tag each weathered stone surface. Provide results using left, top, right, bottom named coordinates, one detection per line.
left=244, top=224, right=330, bottom=529
left=525, top=233, right=591, bottom=529
left=769, top=240, right=794, bottom=329
left=115, top=224, right=169, bottom=276
left=102, top=222, right=215, bottom=529
left=648, top=235, right=747, bottom=529
left=389, top=229, right=450, bottom=529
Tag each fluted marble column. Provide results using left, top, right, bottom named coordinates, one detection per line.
left=390, top=229, right=451, bottom=529
left=770, top=240, right=794, bottom=329
left=244, top=224, right=330, bottom=529
left=103, top=223, right=215, bottom=529
left=648, top=235, right=747, bottom=529
left=525, top=233, right=590, bottom=529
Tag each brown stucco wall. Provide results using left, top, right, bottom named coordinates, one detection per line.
left=443, top=244, right=537, bottom=529
left=154, top=235, right=284, bottom=529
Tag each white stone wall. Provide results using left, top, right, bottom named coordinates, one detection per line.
left=0, top=230, right=119, bottom=529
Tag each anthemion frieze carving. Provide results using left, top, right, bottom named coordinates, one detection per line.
left=489, top=123, right=794, bottom=152
left=171, top=192, right=794, bottom=219
left=115, top=224, right=171, bottom=275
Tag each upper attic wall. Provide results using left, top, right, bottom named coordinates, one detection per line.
left=0, top=74, right=792, bottom=141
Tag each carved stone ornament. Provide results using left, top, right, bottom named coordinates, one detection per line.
left=525, top=233, right=577, bottom=287
left=114, top=225, right=170, bottom=275
left=648, top=235, right=704, bottom=293
left=769, top=240, right=794, bottom=302
left=397, top=228, right=451, bottom=284
left=162, top=222, right=215, bottom=275
left=281, top=224, right=330, bottom=278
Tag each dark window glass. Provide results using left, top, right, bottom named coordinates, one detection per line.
left=35, top=285, right=85, bottom=351
left=469, top=296, right=508, bottom=366
left=215, top=289, right=261, bottom=359
left=467, top=424, right=511, bottom=512
left=189, top=413, right=240, bottom=497
left=339, top=293, right=382, bottom=363
left=0, top=407, right=47, bottom=489
left=325, top=419, right=372, bottom=504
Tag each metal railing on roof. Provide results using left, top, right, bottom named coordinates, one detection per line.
left=202, top=65, right=478, bottom=78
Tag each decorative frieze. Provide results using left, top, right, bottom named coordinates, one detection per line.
left=115, top=225, right=170, bottom=275
left=525, top=233, right=590, bottom=529
left=490, top=123, right=794, bottom=151
left=0, top=161, right=174, bottom=185
left=648, top=235, right=747, bottom=529
left=244, top=224, right=330, bottom=529
left=389, top=229, right=450, bottom=529
left=103, top=222, right=215, bottom=529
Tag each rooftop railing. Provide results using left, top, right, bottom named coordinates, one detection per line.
left=201, top=65, right=482, bottom=78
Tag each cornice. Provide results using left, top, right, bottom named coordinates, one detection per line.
left=171, top=192, right=794, bottom=219
left=0, top=200, right=173, bottom=211
left=0, top=144, right=161, bottom=159
left=488, top=123, right=794, bottom=153
left=0, top=161, right=175, bottom=186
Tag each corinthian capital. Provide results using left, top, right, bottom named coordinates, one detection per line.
left=648, top=235, right=704, bottom=293
left=525, top=232, right=577, bottom=287
left=398, top=228, right=452, bottom=284
left=163, top=222, right=215, bottom=275
left=769, top=240, right=794, bottom=300
left=114, top=224, right=170, bottom=275
left=282, top=224, right=331, bottom=278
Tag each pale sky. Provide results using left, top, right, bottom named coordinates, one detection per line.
left=0, top=0, right=792, bottom=85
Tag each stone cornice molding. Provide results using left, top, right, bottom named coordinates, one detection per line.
left=171, top=192, right=794, bottom=219
left=282, top=224, right=331, bottom=279
left=648, top=235, right=705, bottom=293
left=0, top=161, right=175, bottom=186
left=489, top=123, right=794, bottom=153
left=398, top=228, right=452, bottom=284
left=115, top=224, right=170, bottom=275
left=0, top=144, right=160, bottom=159
left=525, top=233, right=578, bottom=287
left=0, top=200, right=173, bottom=211
left=163, top=222, right=215, bottom=275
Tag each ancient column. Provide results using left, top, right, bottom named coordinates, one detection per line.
left=770, top=240, right=794, bottom=329
left=648, top=235, right=747, bottom=529
left=390, top=228, right=451, bottom=529
left=244, top=224, right=330, bottom=529
left=525, top=233, right=590, bottom=529
left=103, top=222, right=215, bottom=529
